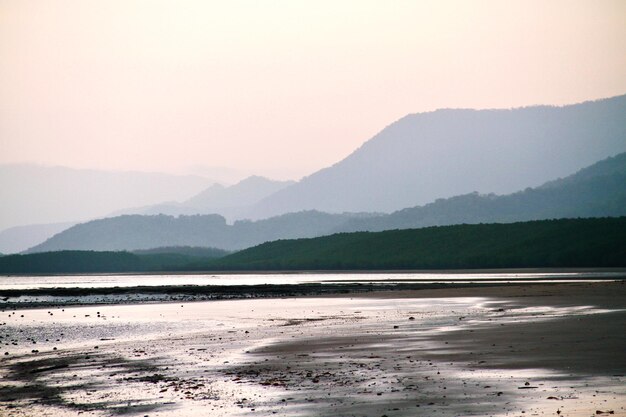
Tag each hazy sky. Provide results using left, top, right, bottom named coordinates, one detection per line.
left=1, top=0, right=625, bottom=180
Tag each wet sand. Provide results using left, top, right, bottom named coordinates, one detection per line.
left=0, top=281, right=624, bottom=416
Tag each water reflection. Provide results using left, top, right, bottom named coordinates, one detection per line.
left=0, top=271, right=622, bottom=290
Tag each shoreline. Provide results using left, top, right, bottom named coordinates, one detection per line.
left=1, top=281, right=624, bottom=416
left=2, top=266, right=626, bottom=277
left=2, top=279, right=625, bottom=311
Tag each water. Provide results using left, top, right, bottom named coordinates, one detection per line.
left=1, top=294, right=623, bottom=417
left=0, top=271, right=622, bottom=290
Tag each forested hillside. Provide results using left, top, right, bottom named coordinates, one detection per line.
left=336, top=153, right=626, bottom=232
left=204, top=217, right=626, bottom=270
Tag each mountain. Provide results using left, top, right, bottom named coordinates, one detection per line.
left=24, top=152, right=626, bottom=253
left=248, top=95, right=626, bottom=219
left=335, top=152, right=626, bottom=232
left=203, top=217, right=626, bottom=270
left=0, top=164, right=214, bottom=231
left=185, top=176, right=295, bottom=208
left=26, top=211, right=373, bottom=253
left=0, top=222, right=76, bottom=254
left=114, top=176, right=294, bottom=221
left=7, top=218, right=625, bottom=274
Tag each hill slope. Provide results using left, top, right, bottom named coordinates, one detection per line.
left=205, top=217, right=626, bottom=270
left=26, top=211, right=372, bottom=253
left=7, top=218, right=625, bottom=273
left=250, top=95, right=626, bottom=219
left=116, top=176, right=294, bottom=221
left=336, top=152, right=626, bottom=232
left=0, top=222, right=76, bottom=254
left=25, top=152, right=626, bottom=253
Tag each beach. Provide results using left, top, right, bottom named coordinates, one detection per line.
left=0, top=280, right=624, bottom=416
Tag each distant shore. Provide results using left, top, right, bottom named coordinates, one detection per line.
left=4, top=218, right=626, bottom=275
left=1, top=269, right=625, bottom=310
left=2, top=265, right=626, bottom=277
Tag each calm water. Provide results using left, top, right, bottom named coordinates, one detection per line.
left=0, top=271, right=622, bottom=290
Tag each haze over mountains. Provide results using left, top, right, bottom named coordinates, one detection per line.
left=4, top=96, right=626, bottom=254
left=27, top=211, right=372, bottom=253
left=248, top=95, right=626, bottom=218
left=0, top=222, right=76, bottom=255
left=27, top=152, right=626, bottom=253
left=0, top=165, right=214, bottom=231
left=337, top=152, right=626, bottom=232
left=0, top=174, right=292, bottom=253
left=115, top=176, right=294, bottom=220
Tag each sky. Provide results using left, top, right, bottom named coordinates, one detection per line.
left=1, top=0, right=626, bottom=181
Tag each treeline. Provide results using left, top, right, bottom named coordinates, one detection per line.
left=1, top=218, right=625, bottom=274
left=0, top=246, right=227, bottom=274
left=198, top=217, right=626, bottom=271
left=131, top=246, right=229, bottom=258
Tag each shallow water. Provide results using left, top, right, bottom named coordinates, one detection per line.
left=0, top=271, right=622, bottom=290
left=2, top=295, right=623, bottom=417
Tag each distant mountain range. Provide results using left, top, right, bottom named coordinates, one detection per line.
left=0, top=222, right=76, bottom=254
left=0, top=165, right=214, bottom=231
left=10, top=96, right=626, bottom=253
left=26, top=211, right=375, bottom=253
left=0, top=175, right=292, bottom=254
left=336, top=152, right=626, bottom=232
left=26, top=152, right=626, bottom=253
left=6, top=217, right=625, bottom=273
left=114, top=175, right=294, bottom=220
left=247, top=95, right=626, bottom=218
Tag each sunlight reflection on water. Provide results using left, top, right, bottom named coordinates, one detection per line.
left=0, top=271, right=622, bottom=290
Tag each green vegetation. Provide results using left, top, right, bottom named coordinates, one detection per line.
left=2, top=218, right=624, bottom=274
left=200, top=217, right=626, bottom=270
left=0, top=251, right=143, bottom=274
left=131, top=246, right=230, bottom=258
left=0, top=246, right=227, bottom=274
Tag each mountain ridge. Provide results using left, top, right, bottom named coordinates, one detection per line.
left=26, top=211, right=372, bottom=253
left=25, top=151, right=626, bottom=253
left=335, top=152, right=626, bottom=233
left=248, top=95, right=626, bottom=219
left=112, top=175, right=294, bottom=220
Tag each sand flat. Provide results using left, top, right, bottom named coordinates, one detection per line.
left=0, top=281, right=624, bottom=416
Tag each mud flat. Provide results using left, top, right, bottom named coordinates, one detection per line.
left=0, top=281, right=624, bottom=416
